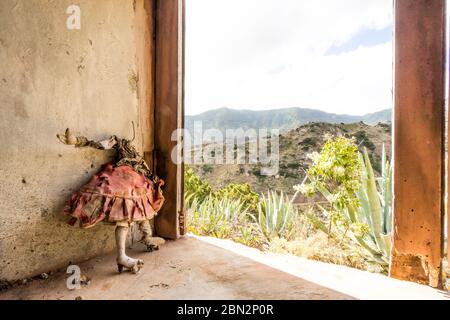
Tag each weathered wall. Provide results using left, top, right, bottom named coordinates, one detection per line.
left=0, top=0, right=151, bottom=281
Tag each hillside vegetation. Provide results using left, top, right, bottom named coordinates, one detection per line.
left=190, top=122, right=391, bottom=196
left=186, top=128, right=394, bottom=273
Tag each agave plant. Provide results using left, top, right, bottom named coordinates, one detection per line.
left=257, top=191, right=294, bottom=241
left=306, top=146, right=392, bottom=269
left=187, top=195, right=248, bottom=238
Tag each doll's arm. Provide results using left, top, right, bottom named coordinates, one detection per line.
left=57, top=128, right=118, bottom=150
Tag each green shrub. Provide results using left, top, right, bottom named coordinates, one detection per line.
left=300, top=135, right=362, bottom=210
left=286, top=162, right=301, bottom=169
left=250, top=165, right=262, bottom=177
left=213, top=183, right=260, bottom=214
left=368, top=153, right=381, bottom=173
left=184, top=167, right=212, bottom=206
left=201, top=164, right=213, bottom=174
left=300, top=137, right=317, bottom=151
left=352, top=131, right=376, bottom=151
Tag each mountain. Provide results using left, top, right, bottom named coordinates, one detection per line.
left=360, top=109, right=393, bottom=125
left=189, top=122, right=392, bottom=196
left=185, top=107, right=392, bottom=136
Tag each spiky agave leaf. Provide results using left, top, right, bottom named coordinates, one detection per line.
left=257, top=191, right=294, bottom=240
left=362, top=148, right=388, bottom=257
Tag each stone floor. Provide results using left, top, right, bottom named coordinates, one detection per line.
left=0, top=235, right=448, bottom=300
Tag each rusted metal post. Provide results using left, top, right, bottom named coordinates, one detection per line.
left=391, top=0, right=446, bottom=288
left=154, top=0, right=185, bottom=239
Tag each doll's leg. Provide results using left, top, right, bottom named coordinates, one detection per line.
left=138, top=219, right=165, bottom=252
left=115, top=223, right=144, bottom=274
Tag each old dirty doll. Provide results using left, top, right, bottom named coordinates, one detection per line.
left=57, top=128, right=165, bottom=274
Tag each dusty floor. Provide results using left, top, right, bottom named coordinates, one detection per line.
left=0, top=235, right=448, bottom=300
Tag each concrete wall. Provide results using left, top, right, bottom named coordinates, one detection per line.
left=0, top=0, right=149, bottom=281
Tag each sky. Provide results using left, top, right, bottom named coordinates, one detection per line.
left=185, top=0, right=394, bottom=116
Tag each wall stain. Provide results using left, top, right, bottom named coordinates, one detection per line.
left=14, top=99, right=28, bottom=119
left=128, top=70, right=139, bottom=95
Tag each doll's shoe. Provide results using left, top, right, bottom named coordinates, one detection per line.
left=141, top=237, right=165, bottom=252
left=117, top=257, right=144, bottom=274
left=146, top=244, right=159, bottom=252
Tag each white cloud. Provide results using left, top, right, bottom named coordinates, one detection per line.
left=185, top=0, right=393, bottom=115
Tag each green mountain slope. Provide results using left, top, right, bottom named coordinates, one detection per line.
left=186, top=107, right=392, bottom=135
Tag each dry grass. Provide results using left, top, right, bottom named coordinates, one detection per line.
left=443, top=257, right=449, bottom=290
left=268, top=231, right=383, bottom=273
left=272, top=212, right=377, bottom=272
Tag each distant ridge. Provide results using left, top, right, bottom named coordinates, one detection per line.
left=185, top=107, right=392, bottom=134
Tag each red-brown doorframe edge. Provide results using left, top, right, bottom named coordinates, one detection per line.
left=153, top=0, right=186, bottom=240
left=390, top=0, right=446, bottom=288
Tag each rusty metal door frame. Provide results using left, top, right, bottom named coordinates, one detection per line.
left=390, top=0, right=447, bottom=288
